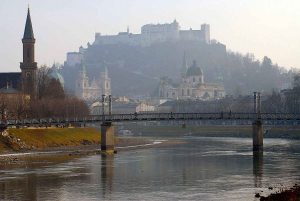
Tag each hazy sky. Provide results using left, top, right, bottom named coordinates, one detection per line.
left=1, top=0, right=300, bottom=72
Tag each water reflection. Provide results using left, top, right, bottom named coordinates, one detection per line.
left=0, top=137, right=299, bottom=201
left=101, top=154, right=114, bottom=200
left=253, top=151, right=263, bottom=187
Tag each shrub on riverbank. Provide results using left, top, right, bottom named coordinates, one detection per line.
left=0, top=128, right=100, bottom=151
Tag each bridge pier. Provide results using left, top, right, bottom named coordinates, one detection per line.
left=252, top=92, right=263, bottom=152
left=252, top=120, right=263, bottom=152
left=101, top=121, right=115, bottom=154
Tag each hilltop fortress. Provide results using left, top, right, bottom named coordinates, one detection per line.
left=94, top=20, right=210, bottom=46
left=66, top=20, right=211, bottom=66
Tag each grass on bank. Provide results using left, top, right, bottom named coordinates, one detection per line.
left=7, top=127, right=101, bottom=149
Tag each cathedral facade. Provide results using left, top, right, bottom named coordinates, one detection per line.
left=75, top=65, right=111, bottom=100
left=159, top=57, right=225, bottom=100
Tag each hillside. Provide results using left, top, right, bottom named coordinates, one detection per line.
left=62, top=40, right=292, bottom=96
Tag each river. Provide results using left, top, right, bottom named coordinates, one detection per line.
left=0, top=136, right=300, bottom=201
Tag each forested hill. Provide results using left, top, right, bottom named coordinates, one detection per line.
left=62, top=40, right=293, bottom=96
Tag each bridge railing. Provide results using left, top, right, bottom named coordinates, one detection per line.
left=2, top=112, right=300, bottom=127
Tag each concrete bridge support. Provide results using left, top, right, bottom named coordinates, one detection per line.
left=101, top=121, right=115, bottom=154
left=252, top=92, right=263, bottom=152
left=252, top=120, right=263, bottom=152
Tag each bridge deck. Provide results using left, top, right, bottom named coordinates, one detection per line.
left=2, top=113, right=300, bottom=127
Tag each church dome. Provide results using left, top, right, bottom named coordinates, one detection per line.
left=48, top=67, right=64, bottom=87
left=186, top=60, right=203, bottom=77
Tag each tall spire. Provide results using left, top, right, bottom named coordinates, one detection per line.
left=23, top=7, right=35, bottom=40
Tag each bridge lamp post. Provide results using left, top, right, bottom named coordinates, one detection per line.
left=102, top=95, right=106, bottom=121
left=108, top=95, right=112, bottom=116
left=254, top=92, right=257, bottom=114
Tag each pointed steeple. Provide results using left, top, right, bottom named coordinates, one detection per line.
left=23, top=7, right=35, bottom=40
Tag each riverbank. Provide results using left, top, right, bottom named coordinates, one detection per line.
left=0, top=127, right=101, bottom=153
left=258, top=184, right=300, bottom=201
left=0, top=127, right=178, bottom=167
left=0, top=136, right=168, bottom=168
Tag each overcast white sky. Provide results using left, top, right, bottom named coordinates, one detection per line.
left=0, top=0, right=300, bottom=72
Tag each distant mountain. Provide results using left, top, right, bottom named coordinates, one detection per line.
left=62, top=40, right=293, bottom=97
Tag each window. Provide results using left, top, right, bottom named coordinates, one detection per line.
left=27, top=48, right=30, bottom=59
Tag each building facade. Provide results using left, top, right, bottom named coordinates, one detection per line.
left=0, top=8, right=37, bottom=99
left=75, top=64, right=111, bottom=100
left=159, top=59, right=225, bottom=101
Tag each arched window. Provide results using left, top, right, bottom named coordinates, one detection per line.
left=187, top=89, right=190, bottom=96
left=182, top=89, right=184, bottom=96
left=193, top=77, right=195, bottom=82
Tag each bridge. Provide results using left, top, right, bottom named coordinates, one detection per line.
left=0, top=92, right=299, bottom=154
left=2, top=112, right=300, bottom=126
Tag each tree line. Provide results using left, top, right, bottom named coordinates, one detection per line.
left=0, top=66, right=89, bottom=120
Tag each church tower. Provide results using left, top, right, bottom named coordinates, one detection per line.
left=76, top=64, right=89, bottom=99
left=20, top=8, right=37, bottom=99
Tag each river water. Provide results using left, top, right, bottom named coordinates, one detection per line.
left=0, top=136, right=300, bottom=201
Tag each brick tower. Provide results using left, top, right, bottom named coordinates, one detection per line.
left=20, top=8, right=37, bottom=99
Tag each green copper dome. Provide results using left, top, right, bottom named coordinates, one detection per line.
left=186, top=60, right=203, bottom=77
left=48, top=67, right=64, bottom=87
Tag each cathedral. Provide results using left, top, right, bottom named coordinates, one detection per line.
left=159, top=55, right=225, bottom=100
left=0, top=8, right=37, bottom=99
left=75, top=64, right=111, bottom=100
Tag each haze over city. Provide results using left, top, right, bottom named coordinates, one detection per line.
left=2, top=1, right=300, bottom=200
left=1, top=0, right=300, bottom=71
